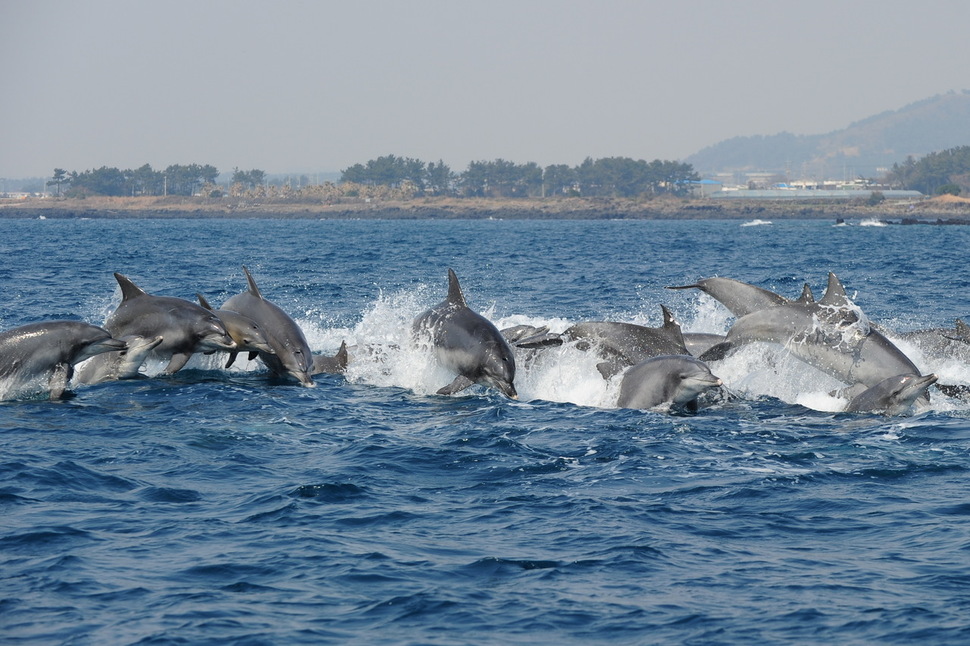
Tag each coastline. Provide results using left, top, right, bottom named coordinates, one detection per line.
left=2, top=194, right=969, bottom=221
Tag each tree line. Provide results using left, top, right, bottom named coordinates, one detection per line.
left=47, top=164, right=268, bottom=197
left=341, top=155, right=700, bottom=198
left=46, top=155, right=700, bottom=199
left=885, top=145, right=970, bottom=195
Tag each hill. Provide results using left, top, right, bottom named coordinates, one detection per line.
left=686, top=91, right=970, bottom=180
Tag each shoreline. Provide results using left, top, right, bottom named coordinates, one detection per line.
left=1, top=194, right=969, bottom=221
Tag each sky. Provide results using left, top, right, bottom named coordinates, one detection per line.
left=3, top=0, right=970, bottom=179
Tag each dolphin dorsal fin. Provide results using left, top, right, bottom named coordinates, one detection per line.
left=661, top=305, right=680, bottom=329
left=956, top=319, right=970, bottom=335
left=114, top=273, right=146, bottom=301
left=819, top=273, right=849, bottom=307
left=196, top=293, right=213, bottom=311
left=242, top=266, right=263, bottom=299
left=797, top=283, right=815, bottom=304
left=446, top=269, right=467, bottom=307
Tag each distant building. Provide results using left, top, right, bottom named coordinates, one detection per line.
left=709, top=189, right=922, bottom=200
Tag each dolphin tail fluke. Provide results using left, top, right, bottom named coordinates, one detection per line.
left=242, top=266, right=263, bottom=299
left=114, top=273, right=147, bottom=301
left=446, top=269, right=467, bottom=307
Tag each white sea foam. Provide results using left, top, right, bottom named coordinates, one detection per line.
left=72, top=284, right=970, bottom=413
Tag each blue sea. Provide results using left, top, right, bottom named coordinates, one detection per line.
left=2, top=216, right=970, bottom=645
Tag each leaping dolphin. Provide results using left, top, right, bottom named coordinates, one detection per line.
left=221, top=267, right=315, bottom=387
left=511, top=306, right=690, bottom=379
left=0, top=321, right=127, bottom=400
left=196, top=293, right=274, bottom=368
left=413, top=269, right=517, bottom=399
left=700, top=273, right=923, bottom=399
left=617, top=355, right=722, bottom=412
left=105, top=273, right=235, bottom=373
left=74, top=334, right=164, bottom=385
left=844, top=373, right=938, bottom=415
left=667, top=276, right=815, bottom=318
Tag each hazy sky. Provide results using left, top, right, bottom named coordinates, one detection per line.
left=3, top=0, right=969, bottom=179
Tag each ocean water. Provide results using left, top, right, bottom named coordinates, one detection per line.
left=2, top=216, right=970, bottom=644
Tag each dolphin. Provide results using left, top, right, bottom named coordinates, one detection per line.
left=196, top=293, right=274, bottom=368
left=700, top=273, right=923, bottom=398
left=221, top=267, right=315, bottom=387
left=845, top=373, right=938, bottom=415
left=105, top=273, right=235, bottom=373
left=666, top=277, right=792, bottom=317
left=892, top=318, right=970, bottom=365
left=560, top=307, right=690, bottom=378
left=311, top=340, right=349, bottom=375
left=413, top=268, right=517, bottom=398
left=74, top=334, right=164, bottom=385
left=617, top=355, right=723, bottom=412
left=506, top=306, right=689, bottom=379
left=0, top=321, right=127, bottom=400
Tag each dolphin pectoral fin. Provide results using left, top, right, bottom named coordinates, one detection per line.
left=698, top=342, right=734, bottom=362
left=225, top=351, right=238, bottom=368
left=248, top=351, right=259, bottom=361
left=596, top=359, right=626, bottom=380
left=437, top=375, right=475, bottom=396
left=164, top=353, right=192, bottom=373
left=49, top=363, right=72, bottom=400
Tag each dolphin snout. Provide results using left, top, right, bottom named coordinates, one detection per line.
left=100, top=337, right=129, bottom=352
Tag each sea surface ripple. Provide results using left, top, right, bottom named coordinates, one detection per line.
left=2, top=217, right=970, bottom=644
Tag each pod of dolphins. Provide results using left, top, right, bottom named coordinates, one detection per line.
left=0, top=266, right=962, bottom=416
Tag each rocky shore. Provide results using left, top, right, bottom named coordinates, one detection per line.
left=2, top=194, right=969, bottom=221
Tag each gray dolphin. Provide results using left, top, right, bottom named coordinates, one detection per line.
left=617, top=355, right=723, bottom=411
left=845, top=373, right=938, bottom=415
left=413, top=268, right=517, bottom=398
left=221, top=267, right=315, bottom=387
left=893, top=318, right=970, bottom=364
left=562, top=308, right=690, bottom=378
left=667, top=277, right=792, bottom=317
left=0, top=321, right=127, bottom=400
left=74, top=334, right=164, bottom=385
left=700, top=273, right=923, bottom=397
left=311, top=340, right=349, bottom=375
left=105, top=273, right=235, bottom=374
left=507, top=306, right=689, bottom=379
left=196, top=293, right=274, bottom=368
